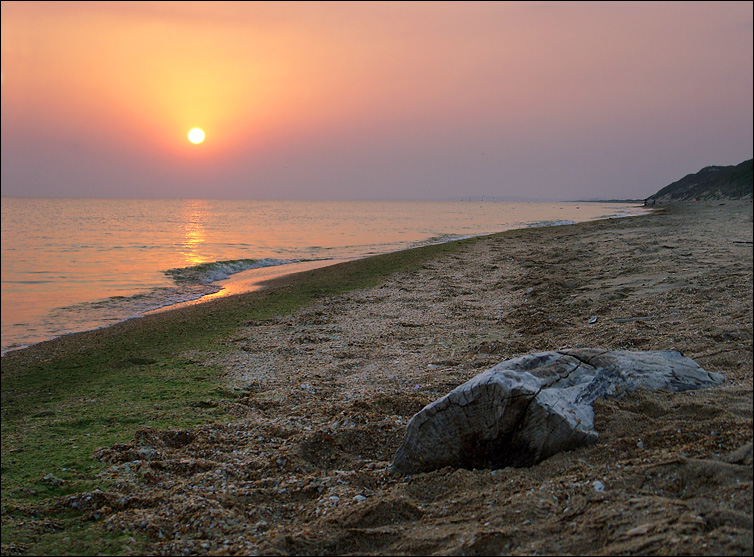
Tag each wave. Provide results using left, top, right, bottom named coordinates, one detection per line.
left=525, top=219, right=577, bottom=228
left=1, top=258, right=309, bottom=354
left=411, top=233, right=474, bottom=247
left=164, top=258, right=300, bottom=285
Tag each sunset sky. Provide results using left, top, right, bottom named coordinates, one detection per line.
left=1, top=1, right=752, bottom=201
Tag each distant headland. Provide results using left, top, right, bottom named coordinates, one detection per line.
left=646, top=159, right=753, bottom=202
left=446, top=158, right=753, bottom=204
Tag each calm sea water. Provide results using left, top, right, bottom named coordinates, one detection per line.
left=1, top=198, right=647, bottom=354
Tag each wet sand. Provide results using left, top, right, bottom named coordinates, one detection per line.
left=7, top=201, right=754, bottom=555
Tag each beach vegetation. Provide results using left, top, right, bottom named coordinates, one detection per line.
left=1, top=236, right=475, bottom=554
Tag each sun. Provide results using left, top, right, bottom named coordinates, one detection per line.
left=188, top=128, right=205, bottom=144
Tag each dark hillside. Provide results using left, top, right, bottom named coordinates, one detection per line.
left=648, top=159, right=752, bottom=201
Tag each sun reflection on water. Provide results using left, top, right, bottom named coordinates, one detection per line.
left=180, top=201, right=208, bottom=266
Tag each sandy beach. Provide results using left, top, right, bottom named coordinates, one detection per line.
left=2, top=200, right=752, bottom=556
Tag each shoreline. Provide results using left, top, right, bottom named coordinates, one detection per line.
left=142, top=258, right=354, bottom=316
left=2, top=205, right=652, bottom=358
left=2, top=200, right=751, bottom=556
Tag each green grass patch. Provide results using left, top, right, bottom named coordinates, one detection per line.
left=1, top=237, right=476, bottom=554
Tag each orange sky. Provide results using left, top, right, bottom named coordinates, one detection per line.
left=1, top=1, right=752, bottom=200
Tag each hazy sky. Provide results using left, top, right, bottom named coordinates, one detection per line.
left=1, top=1, right=752, bottom=200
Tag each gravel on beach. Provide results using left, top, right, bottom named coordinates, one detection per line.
left=4, top=201, right=752, bottom=556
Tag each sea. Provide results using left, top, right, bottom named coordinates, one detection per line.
left=1, top=197, right=648, bottom=355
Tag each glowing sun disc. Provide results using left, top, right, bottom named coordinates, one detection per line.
left=188, top=128, right=205, bottom=144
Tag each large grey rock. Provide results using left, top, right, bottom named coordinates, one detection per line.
left=391, top=349, right=725, bottom=474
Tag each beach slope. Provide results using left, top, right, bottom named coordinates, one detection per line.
left=2, top=201, right=752, bottom=555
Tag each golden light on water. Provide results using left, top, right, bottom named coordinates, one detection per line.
left=188, top=128, right=205, bottom=144
left=181, top=200, right=208, bottom=265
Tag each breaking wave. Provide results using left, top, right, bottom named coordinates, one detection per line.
left=525, top=219, right=577, bottom=228
left=411, top=233, right=474, bottom=247
left=1, top=258, right=308, bottom=354
left=164, top=258, right=300, bottom=285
